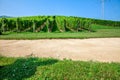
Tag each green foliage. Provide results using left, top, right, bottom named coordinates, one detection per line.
left=1, top=18, right=8, bottom=32
left=51, top=16, right=59, bottom=32
left=0, top=57, right=120, bottom=80
left=16, top=18, right=21, bottom=32
left=0, top=15, right=119, bottom=33
left=45, top=19, right=49, bottom=32
left=0, top=16, right=93, bottom=33
left=92, top=19, right=120, bottom=27
left=0, top=27, right=120, bottom=39
left=32, top=20, right=36, bottom=32
left=64, top=19, right=71, bottom=32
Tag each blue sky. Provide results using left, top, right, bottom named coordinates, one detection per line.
left=0, top=0, right=120, bottom=21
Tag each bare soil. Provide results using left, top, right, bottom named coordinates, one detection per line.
left=0, top=38, right=120, bottom=62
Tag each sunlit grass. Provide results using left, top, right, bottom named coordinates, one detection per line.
left=0, top=28, right=120, bottom=39
left=0, top=57, right=120, bottom=80
left=0, top=24, right=120, bottom=39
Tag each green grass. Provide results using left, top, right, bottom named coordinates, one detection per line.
left=91, top=24, right=120, bottom=30
left=0, top=25, right=120, bottom=39
left=0, top=57, right=120, bottom=80
left=0, top=29, right=120, bottom=39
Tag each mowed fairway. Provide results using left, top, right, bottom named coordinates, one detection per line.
left=0, top=38, right=120, bottom=62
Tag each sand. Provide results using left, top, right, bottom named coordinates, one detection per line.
left=0, top=38, right=120, bottom=62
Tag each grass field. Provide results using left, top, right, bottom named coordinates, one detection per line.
left=0, top=25, right=120, bottom=39
left=0, top=57, right=120, bottom=80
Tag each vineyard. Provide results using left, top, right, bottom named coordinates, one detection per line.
left=0, top=16, right=120, bottom=33
left=0, top=16, right=120, bottom=79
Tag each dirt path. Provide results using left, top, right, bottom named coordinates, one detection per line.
left=0, top=38, right=120, bottom=62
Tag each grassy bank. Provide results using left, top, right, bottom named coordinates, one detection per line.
left=0, top=29, right=120, bottom=39
left=0, top=24, right=120, bottom=39
left=0, top=57, right=120, bottom=80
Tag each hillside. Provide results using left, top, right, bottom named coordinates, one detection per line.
left=0, top=16, right=120, bottom=33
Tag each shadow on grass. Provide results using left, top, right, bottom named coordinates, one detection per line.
left=0, top=32, right=11, bottom=35
left=0, top=57, right=58, bottom=80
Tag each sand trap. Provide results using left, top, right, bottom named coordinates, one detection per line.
left=0, top=38, right=120, bottom=62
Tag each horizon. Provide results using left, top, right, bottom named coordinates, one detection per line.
left=0, top=0, right=120, bottom=21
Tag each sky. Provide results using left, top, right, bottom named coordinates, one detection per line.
left=0, top=0, right=120, bottom=21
